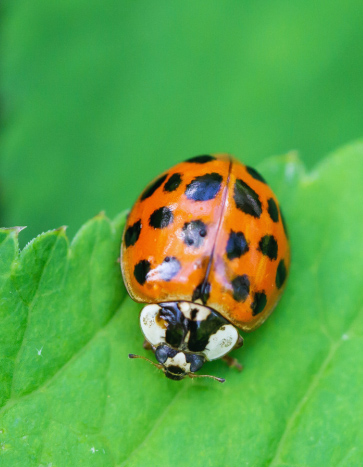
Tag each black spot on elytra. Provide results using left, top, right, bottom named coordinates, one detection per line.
left=140, top=174, right=168, bottom=200
left=231, top=275, right=250, bottom=302
left=280, top=209, right=289, bottom=239
left=267, top=198, right=279, bottom=223
left=157, top=256, right=181, bottom=281
left=182, top=220, right=207, bottom=248
left=186, top=155, right=216, bottom=164
left=226, top=231, right=249, bottom=260
left=164, top=173, right=182, bottom=192
left=192, top=281, right=211, bottom=304
left=124, top=220, right=142, bottom=247
left=251, top=291, right=267, bottom=316
left=258, top=235, right=278, bottom=260
left=276, top=259, right=287, bottom=289
left=149, top=207, right=173, bottom=229
left=134, top=260, right=151, bottom=285
left=246, top=166, right=267, bottom=183
left=234, top=179, right=262, bottom=218
left=185, top=173, right=223, bottom=201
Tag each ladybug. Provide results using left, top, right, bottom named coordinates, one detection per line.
left=121, top=154, right=290, bottom=382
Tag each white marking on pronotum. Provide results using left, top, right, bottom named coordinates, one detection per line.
left=178, top=301, right=191, bottom=314
left=36, top=346, right=43, bottom=357
left=341, top=334, right=349, bottom=341
left=179, top=302, right=211, bottom=321
left=192, top=305, right=210, bottom=321
left=90, top=447, right=98, bottom=453
left=204, top=325, right=239, bottom=360
left=140, top=304, right=166, bottom=346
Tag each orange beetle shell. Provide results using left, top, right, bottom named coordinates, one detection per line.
left=121, top=154, right=290, bottom=332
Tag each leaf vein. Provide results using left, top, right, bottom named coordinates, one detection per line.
left=268, top=313, right=361, bottom=467
left=9, top=235, right=63, bottom=400
left=0, top=292, right=128, bottom=419
left=116, top=385, right=188, bottom=467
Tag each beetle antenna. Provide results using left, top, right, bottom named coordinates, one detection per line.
left=128, top=353, right=164, bottom=371
left=188, top=373, right=225, bottom=383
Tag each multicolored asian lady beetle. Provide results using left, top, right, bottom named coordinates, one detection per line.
left=121, top=154, right=290, bottom=382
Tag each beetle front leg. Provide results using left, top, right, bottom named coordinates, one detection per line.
left=222, top=355, right=243, bottom=372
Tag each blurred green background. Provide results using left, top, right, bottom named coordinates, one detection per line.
left=1, top=0, right=363, bottom=244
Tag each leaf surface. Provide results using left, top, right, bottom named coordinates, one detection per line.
left=0, top=143, right=363, bottom=466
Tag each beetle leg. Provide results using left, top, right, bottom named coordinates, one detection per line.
left=143, top=339, right=153, bottom=351
left=222, top=355, right=243, bottom=372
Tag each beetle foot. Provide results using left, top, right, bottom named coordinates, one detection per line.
left=222, top=355, right=243, bottom=372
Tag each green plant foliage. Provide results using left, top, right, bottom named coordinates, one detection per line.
left=0, top=143, right=362, bottom=466
left=2, top=1, right=363, bottom=244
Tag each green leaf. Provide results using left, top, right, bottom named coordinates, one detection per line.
left=1, top=143, right=363, bottom=466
